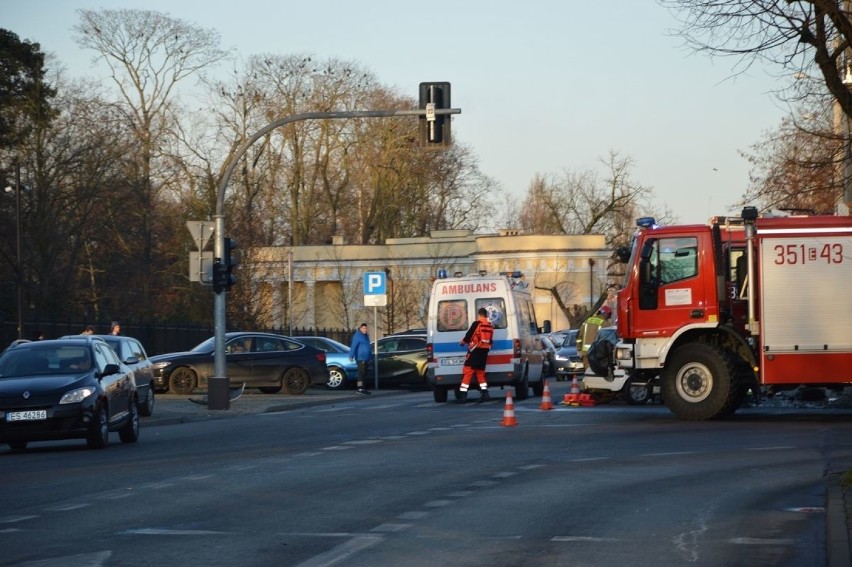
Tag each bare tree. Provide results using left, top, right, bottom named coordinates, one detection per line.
left=740, top=101, right=842, bottom=214
left=73, top=9, right=226, bottom=318
left=520, top=151, right=672, bottom=248
left=660, top=1, right=852, bottom=118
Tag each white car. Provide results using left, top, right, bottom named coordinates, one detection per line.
left=581, top=327, right=657, bottom=405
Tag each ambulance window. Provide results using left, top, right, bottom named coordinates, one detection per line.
left=475, top=299, right=507, bottom=330
left=437, top=300, right=468, bottom=332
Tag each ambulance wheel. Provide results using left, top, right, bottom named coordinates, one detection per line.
left=531, top=378, right=545, bottom=397
left=661, top=343, right=734, bottom=421
left=514, top=370, right=530, bottom=400
left=433, top=387, right=449, bottom=403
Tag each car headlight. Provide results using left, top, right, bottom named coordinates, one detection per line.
left=60, top=387, right=96, bottom=404
left=616, top=347, right=631, bottom=361
left=554, top=354, right=567, bottom=361
left=151, top=361, right=172, bottom=372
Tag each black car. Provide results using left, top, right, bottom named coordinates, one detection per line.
left=0, top=337, right=139, bottom=451
left=149, top=332, right=330, bottom=395
left=64, top=334, right=156, bottom=417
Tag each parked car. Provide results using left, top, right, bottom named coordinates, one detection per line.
left=296, top=333, right=428, bottom=390
left=582, top=327, right=657, bottom=405
left=293, top=336, right=356, bottom=390
left=553, top=329, right=583, bottom=381
left=63, top=334, right=156, bottom=417
left=0, top=336, right=139, bottom=451
left=540, top=334, right=559, bottom=378
left=149, top=332, right=329, bottom=395
left=373, top=333, right=429, bottom=387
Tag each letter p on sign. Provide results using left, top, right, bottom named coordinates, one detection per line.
left=364, top=272, right=386, bottom=295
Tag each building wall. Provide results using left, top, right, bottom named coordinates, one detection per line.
left=250, top=230, right=612, bottom=335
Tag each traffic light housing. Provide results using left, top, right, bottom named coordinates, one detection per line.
left=419, top=82, right=451, bottom=147
left=213, top=237, right=239, bottom=293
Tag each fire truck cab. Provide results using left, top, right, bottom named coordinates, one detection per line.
left=615, top=208, right=852, bottom=420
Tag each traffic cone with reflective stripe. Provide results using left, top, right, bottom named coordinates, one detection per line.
left=500, top=390, right=518, bottom=427
left=562, top=374, right=582, bottom=406
left=539, top=380, right=553, bottom=411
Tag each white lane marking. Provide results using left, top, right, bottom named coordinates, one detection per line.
left=121, top=528, right=230, bottom=535
left=44, top=503, right=90, bottom=512
left=343, top=440, right=383, bottom=445
left=553, top=536, right=620, bottom=542
left=640, top=452, right=697, bottom=457
left=179, top=474, right=215, bottom=481
left=423, top=500, right=452, bottom=508
left=493, top=472, right=516, bottom=478
left=0, top=528, right=22, bottom=533
left=570, top=457, right=610, bottom=463
left=12, top=550, right=112, bottom=566
left=405, top=431, right=431, bottom=436
left=371, top=523, right=411, bottom=533
left=0, top=515, right=37, bottom=523
left=96, top=493, right=133, bottom=500
left=293, top=535, right=383, bottom=567
left=729, top=537, right=796, bottom=545
left=398, top=511, right=429, bottom=520
left=321, top=445, right=354, bottom=451
left=469, top=480, right=498, bottom=488
left=746, top=446, right=797, bottom=451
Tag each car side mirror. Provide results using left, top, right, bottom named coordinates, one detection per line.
left=101, top=363, right=120, bottom=377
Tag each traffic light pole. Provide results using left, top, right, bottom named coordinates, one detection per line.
left=209, top=107, right=460, bottom=409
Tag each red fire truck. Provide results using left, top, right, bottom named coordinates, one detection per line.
left=614, top=207, right=852, bottom=420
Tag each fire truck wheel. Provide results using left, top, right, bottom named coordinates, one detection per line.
left=661, top=343, right=734, bottom=421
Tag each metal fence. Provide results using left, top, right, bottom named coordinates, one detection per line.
left=0, top=319, right=351, bottom=356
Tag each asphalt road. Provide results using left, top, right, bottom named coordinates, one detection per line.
left=1, top=382, right=851, bottom=566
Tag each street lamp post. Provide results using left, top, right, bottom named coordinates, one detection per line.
left=4, top=161, right=22, bottom=339
left=588, top=258, right=596, bottom=311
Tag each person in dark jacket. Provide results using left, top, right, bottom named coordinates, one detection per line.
left=349, top=323, right=372, bottom=395
left=457, top=307, right=494, bottom=403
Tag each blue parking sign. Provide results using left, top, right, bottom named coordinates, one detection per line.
left=363, top=272, right=386, bottom=295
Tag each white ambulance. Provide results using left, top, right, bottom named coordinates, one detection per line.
left=426, top=271, right=547, bottom=403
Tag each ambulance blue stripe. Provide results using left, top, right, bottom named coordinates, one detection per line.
left=433, top=339, right=513, bottom=354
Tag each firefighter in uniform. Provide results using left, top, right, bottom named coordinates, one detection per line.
left=457, top=307, right=494, bottom=403
left=577, top=305, right=612, bottom=369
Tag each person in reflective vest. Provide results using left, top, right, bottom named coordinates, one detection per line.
left=458, top=307, right=494, bottom=403
left=577, top=305, right=612, bottom=369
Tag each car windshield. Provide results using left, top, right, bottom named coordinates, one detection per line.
left=0, top=344, right=92, bottom=377
left=191, top=337, right=216, bottom=353
left=561, top=330, right=578, bottom=348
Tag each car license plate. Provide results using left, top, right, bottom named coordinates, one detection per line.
left=440, top=357, right=466, bottom=366
left=6, top=410, right=47, bottom=422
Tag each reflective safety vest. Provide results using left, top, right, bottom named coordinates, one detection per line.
left=578, top=315, right=606, bottom=352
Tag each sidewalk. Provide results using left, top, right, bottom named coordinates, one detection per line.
left=142, top=386, right=406, bottom=427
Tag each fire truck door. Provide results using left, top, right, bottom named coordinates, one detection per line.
left=636, top=235, right=710, bottom=337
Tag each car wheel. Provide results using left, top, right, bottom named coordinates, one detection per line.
left=139, top=387, right=155, bottom=417
left=119, top=400, right=140, bottom=443
left=531, top=377, right=545, bottom=397
left=326, top=367, right=348, bottom=390
left=624, top=378, right=651, bottom=405
left=282, top=367, right=311, bottom=395
left=169, top=367, right=197, bottom=395
left=87, top=405, right=110, bottom=449
left=8, top=441, right=27, bottom=451
left=259, top=386, right=282, bottom=394
left=433, top=387, right=448, bottom=403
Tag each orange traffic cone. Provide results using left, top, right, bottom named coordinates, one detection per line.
left=539, top=380, right=553, bottom=411
left=500, top=390, right=518, bottom=427
left=562, top=375, right=582, bottom=406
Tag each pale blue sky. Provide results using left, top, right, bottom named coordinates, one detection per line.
left=5, top=0, right=787, bottom=224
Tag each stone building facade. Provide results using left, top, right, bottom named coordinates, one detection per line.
left=250, top=230, right=612, bottom=336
